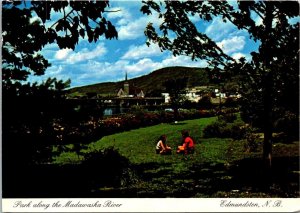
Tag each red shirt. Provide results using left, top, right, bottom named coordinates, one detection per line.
left=183, top=136, right=194, bottom=149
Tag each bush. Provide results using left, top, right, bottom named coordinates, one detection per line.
left=244, top=132, right=259, bottom=152
left=224, top=97, right=239, bottom=108
left=199, top=109, right=216, bottom=117
left=203, top=120, right=246, bottom=139
left=203, top=120, right=227, bottom=138
left=225, top=123, right=247, bottom=140
left=52, top=108, right=217, bottom=154
left=83, top=147, right=137, bottom=187
left=274, top=111, right=299, bottom=139
left=198, top=95, right=213, bottom=109
left=218, top=113, right=237, bottom=123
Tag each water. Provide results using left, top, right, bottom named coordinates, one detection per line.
left=103, top=107, right=129, bottom=116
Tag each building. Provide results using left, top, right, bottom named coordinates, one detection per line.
left=161, top=93, right=171, bottom=103
left=185, top=88, right=201, bottom=102
left=117, top=72, right=145, bottom=98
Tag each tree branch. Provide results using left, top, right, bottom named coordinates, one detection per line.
left=252, top=7, right=264, bottom=20
left=49, top=8, right=74, bottom=29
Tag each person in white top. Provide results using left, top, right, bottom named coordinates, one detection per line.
left=156, top=135, right=172, bottom=154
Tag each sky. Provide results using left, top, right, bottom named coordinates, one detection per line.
left=28, top=1, right=262, bottom=88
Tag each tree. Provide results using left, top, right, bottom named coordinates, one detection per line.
left=3, top=0, right=117, bottom=89
left=2, top=0, right=118, bottom=163
left=141, top=0, right=299, bottom=167
left=163, top=77, right=188, bottom=121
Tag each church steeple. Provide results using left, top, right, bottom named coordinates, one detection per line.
left=124, top=71, right=129, bottom=96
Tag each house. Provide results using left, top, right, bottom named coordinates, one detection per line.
left=214, top=88, right=227, bottom=98
left=185, top=88, right=201, bottom=102
left=161, top=93, right=171, bottom=103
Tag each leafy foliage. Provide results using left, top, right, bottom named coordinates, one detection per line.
left=82, top=147, right=137, bottom=187
left=2, top=1, right=117, bottom=86
left=52, top=118, right=299, bottom=198
left=203, top=114, right=246, bottom=139
left=2, top=1, right=118, bottom=164
left=163, top=77, right=188, bottom=119
left=141, top=0, right=299, bottom=163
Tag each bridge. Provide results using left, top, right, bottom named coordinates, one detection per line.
left=67, top=96, right=165, bottom=108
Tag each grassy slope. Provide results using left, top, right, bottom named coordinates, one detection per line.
left=54, top=117, right=299, bottom=197
left=55, top=117, right=249, bottom=168
left=84, top=117, right=246, bottom=164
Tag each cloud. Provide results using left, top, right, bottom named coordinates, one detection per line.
left=121, top=44, right=163, bottom=60
left=106, top=7, right=126, bottom=20
left=231, top=52, right=251, bottom=62
left=27, top=64, right=70, bottom=85
left=55, top=48, right=73, bottom=60
left=231, top=52, right=246, bottom=60
left=217, top=36, right=246, bottom=54
left=31, top=1, right=258, bottom=88
left=47, top=65, right=64, bottom=75
left=106, top=7, right=132, bottom=26
left=53, top=43, right=107, bottom=64
left=124, top=58, right=160, bottom=75
left=161, top=55, right=208, bottom=68
left=67, top=44, right=107, bottom=63
left=117, top=16, right=148, bottom=40
left=205, top=17, right=237, bottom=41
left=123, top=55, right=207, bottom=78
left=72, top=53, right=208, bottom=86
left=75, top=60, right=130, bottom=83
left=33, top=52, right=209, bottom=88
left=76, top=58, right=158, bottom=83
left=117, top=15, right=162, bottom=40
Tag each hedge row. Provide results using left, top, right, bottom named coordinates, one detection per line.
left=54, top=109, right=218, bottom=146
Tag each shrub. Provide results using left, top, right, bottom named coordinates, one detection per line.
left=159, top=110, right=174, bottom=123
left=198, top=95, right=213, bottom=109
left=199, top=109, right=216, bottom=117
left=224, top=97, right=238, bottom=108
left=82, top=147, right=137, bottom=187
left=203, top=120, right=227, bottom=138
left=244, top=132, right=259, bottom=152
left=225, top=123, right=247, bottom=140
left=203, top=120, right=246, bottom=139
left=274, top=111, right=299, bottom=140
left=218, top=113, right=237, bottom=123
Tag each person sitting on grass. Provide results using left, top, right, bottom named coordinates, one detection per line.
left=176, top=130, right=195, bottom=154
left=156, top=135, right=172, bottom=155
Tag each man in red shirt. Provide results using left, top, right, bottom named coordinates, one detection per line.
left=176, top=130, right=195, bottom=154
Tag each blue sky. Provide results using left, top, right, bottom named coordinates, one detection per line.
left=29, top=1, right=262, bottom=88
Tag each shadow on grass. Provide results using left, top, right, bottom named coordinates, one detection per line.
left=3, top=156, right=299, bottom=198
left=2, top=148, right=137, bottom=198
left=131, top=156, right=299, bottom=197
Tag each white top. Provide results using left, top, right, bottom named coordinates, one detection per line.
left=156, top=140, right=162, bottom=150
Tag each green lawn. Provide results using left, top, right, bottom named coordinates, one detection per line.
left=53, top=117, right=299, bottom=197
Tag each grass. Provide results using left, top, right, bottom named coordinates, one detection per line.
left=53, top=117, right=299, bottom=197
left=55, top=117, right=228, bottom=165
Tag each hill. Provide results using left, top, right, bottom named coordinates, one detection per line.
left=67, top=66, right=210, bottom=97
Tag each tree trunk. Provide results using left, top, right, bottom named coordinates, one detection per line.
left=263, top=72, right=273, bottom=169
left=262, top=2, right=274, bottom=169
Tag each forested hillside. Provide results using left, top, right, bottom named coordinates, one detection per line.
left=68, top=66, right=210, bottom=97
